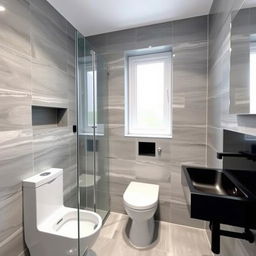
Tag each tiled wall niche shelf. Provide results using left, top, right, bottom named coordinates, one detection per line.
left=32, top=106, right=68, bottom=129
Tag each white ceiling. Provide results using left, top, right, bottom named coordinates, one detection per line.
left=47, top=0, right=213, bottom=36
left=243, top=0, right=256, bottom=8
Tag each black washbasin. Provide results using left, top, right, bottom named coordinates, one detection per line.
left=188, top=168, right=246, bottom=198
left=181, top=165, right=256, bottom=229
left=225, top=169, right=256, bottom=197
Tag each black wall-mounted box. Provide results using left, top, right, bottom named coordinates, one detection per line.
left=138, top=142, right=156, bottom=156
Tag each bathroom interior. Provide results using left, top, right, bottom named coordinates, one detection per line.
left=1, top=0, right=256, bottom=255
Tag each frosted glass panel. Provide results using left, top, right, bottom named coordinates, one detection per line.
left=136, top=62, right=164, bottom=128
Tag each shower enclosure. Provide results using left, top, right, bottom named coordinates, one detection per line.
left=76, top=32, right=110, bottom=254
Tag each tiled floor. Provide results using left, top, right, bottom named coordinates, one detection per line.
left=88, top=212, right=213, bottom=256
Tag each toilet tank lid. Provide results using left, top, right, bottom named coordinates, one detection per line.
left=23, top=168, right=63, bottom=188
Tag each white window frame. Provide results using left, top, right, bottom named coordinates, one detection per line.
left=125, top=52, right=172, bottom=138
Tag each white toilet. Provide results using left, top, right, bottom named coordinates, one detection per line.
left=123, top=181, right=159, bottom=248
left=23, top=168, right=102, bottom=256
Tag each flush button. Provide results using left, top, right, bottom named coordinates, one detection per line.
left=40, top=172, right=51, bottom=176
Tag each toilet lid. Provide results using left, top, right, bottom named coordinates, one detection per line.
left=123, top=182, right=159, bottom=210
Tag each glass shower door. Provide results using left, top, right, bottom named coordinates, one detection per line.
left=76, top=31, right=110, bottom=255
left=77, top=33, right=95, bottom=213
left=94, top=53, right=110, bottom=220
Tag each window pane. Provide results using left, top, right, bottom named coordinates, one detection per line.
left=127, top=51, right=172, bottom=137
left=87, top=71, right=94, bottom=126
left=136, top=62, right=165, bottom=128
left=87, top=71, right=97, bottom=127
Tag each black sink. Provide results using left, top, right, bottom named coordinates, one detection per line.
left=225, top=169, right=256, bottom=197
left=188, top=168, right=246, bottom=198
left=182, top=165, right=256, bottom=229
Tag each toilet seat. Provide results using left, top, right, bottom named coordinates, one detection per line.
left=123, top=182, right=159, bottom=210
left=38, top=207, right=101, bottom=239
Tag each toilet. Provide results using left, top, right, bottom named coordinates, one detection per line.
left=23, top=168, right=102, bottom=256
left=123, top=181, right=159, bottom=248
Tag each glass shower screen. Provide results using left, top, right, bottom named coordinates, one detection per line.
left=76, top=31, right=110, bottom=255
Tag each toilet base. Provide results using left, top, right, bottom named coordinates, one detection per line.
left=127, top=217, right=155, bottom=248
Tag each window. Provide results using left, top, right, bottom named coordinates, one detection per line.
left=87, top=70, right=96, bottom=128
left=126, top=52, right=172, bottom=138
left=80, top=70, right=104, bottom=136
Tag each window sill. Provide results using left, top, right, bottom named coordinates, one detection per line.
left=125, top=133, right=172, bottom=139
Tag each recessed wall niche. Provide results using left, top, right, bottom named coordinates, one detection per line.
left=32, top=106, right=68, bottom=129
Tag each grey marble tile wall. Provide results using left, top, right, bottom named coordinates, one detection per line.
left=207, top=0, right=256, bottom=255
left=87, top=16, right=208, bottom=228
left=0, top=0, right=76, bottom=255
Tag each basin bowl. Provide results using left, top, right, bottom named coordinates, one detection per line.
left=188, top=168, right=245, bottom=198
left=181, top=165, right=256, bottom=229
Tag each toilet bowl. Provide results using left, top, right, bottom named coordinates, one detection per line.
left=123, top=181, right=159, bottom=248
left=23, top=168, right=102, bottom=256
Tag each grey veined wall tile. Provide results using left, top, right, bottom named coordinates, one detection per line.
left=0, top=0, right=31, bottom=55
left=0, top=192, right=23, bottom=246
left=0, top=90, right=32, bottom=131
left=173, top=15, right=208, bottom=45
left=0, top=220, right=26, bottom=256
left=0, top=129, right=33, bottom=253
left=33, top=128, right=75, bottom=174
left=0, top=0, right=77, bottom=256
left=31, top=59, right=70, bottom=108
left=136, top=22, right=172, bottom=49
left=105, top=29, right=137, bottom=53
left=87, top=15, right=208, bottom=226
left=0, top=130, right=33, bottom=201
left=30, top=0, right=68, bottom=72
left=0, top=45, right=31, bottom=94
